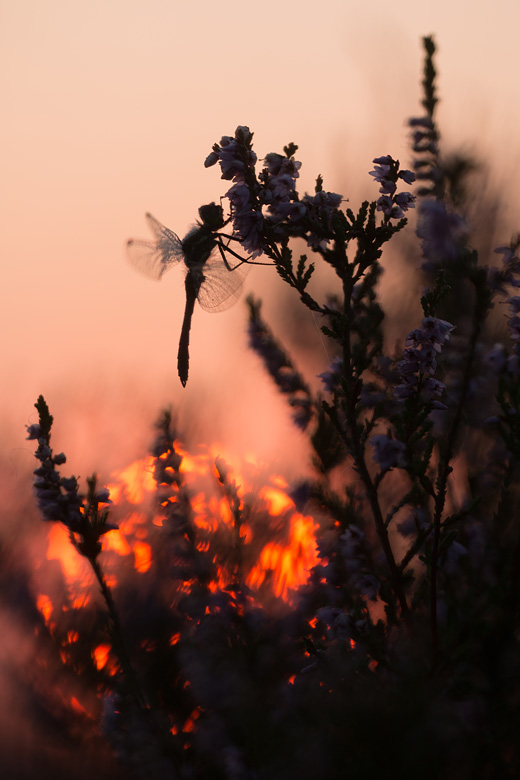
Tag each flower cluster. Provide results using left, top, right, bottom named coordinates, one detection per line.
left=488, top=238, right=520, bottom=293
left=340, top=525, right=380, bottom=600
left=205, top=126, right=264, bottom=256
left=26, top=421, right=84, bottom=531
left=247, top=295, right=314, bottom=430
left=370, top=433, right=408, bottom=471
left=506, top=296, right=520, bottom=358
left=207, top=126, right=346, bottom=259
left=417, top=198, right=468, bottom=270
left=394, top=316, right=454, bottom=407
left=27, top=396, right=114, bottom=556
left=369, top=155, right=416, bottom=219
left=262, top=150, right=302, bottom=221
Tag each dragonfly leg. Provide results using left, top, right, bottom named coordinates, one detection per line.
left=216, top=236, right=274, bottom=269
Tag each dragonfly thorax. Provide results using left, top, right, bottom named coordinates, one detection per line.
left=181, top=225, right=218, bottom=269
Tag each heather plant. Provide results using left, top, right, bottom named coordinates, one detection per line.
left=26, top=36, right=520, bottom=779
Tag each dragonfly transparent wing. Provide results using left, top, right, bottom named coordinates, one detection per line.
left=126, top=213, right=184, bottom=280
left=196, top=252, right=249, bottom=313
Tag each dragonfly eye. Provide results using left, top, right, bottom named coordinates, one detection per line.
left=198, top=202, right=224, bottom=231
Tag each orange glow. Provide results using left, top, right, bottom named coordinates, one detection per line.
left=102, top=529, right=132, bottom=556
left=72, top=593, right=91, bottom=609
left=93, top=643, right=111, bottom=670
left=70, top=696, right=92, bottom=718
left=183, top=707, right=202, bottom=732
left=36, top=593, right=53, bottom=622
left=178, top=450, right=209, bottom=476
left=191, top=492, right=206, bottom=515
left=119, top=511, right=147, bottom=534
left=258, top=486, right=294, bottom=516
left=270, top=475, right=289, bottom=489
left=46, top=523, right=91, bottom=583
left=247, top=514, right=319, bottom=600
left=111, top=457, right=156, bottom=504
left=218, top=497, right=233, bottom=526
left=133, top=541, right=152, bottom=573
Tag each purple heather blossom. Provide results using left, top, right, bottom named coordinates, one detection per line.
left=370, top=434, right=407, bottom=470
left=369, top=156, right=394, bottom=184
left=26, top=423, right=42, bottom=440
left=409, top=116, right=434, bottom=129
left=398, top=506, right=429, bottom=537
left=95, top=487, right=112, bottom=504
left=264, top=152, right=301, bottom=180
left=506, top=297, right=520, bottom=356
left=317, top=356, right=343, bottom=392
left=301, top=190, right=342, bottom=248
left=303, top=190, right=342, bottom=213
left=394, top=191, right=416, bottom=215
left=485, top=343, right=507, bottom=374
left=394, top=316, right=454, bottom=406
left=376, top=195, right=394, bottom=217
left=261, top=152, right=303, bottom=225
left=205, top=126, right=257, bottom=183
left=226, top=182, right=264, bottom=257
left=398, top=169, right=416, bottom=185
left=417, top=199, right=467, bottom=268
left=371, top=156, right=415, bottom=220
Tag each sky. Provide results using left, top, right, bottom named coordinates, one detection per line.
left=2, top=0, right=520, bottom=480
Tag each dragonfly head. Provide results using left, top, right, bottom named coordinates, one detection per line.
left=198, top=202, right=225, bottom=232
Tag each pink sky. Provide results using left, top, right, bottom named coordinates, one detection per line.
left=2, top=0, right=520, bottom=478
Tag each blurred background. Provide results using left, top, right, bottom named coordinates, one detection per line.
left=2, top=0, right=520, bottom=479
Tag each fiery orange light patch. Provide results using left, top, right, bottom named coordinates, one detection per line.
left=93, top=643, right=111, bottom=670
left=133, top=541, right=152, bottom=573
left=70, top=696, right=92, bottom=718
left=178, top=449, right=209, bottom=476
left=72, top=593, right=91, bottom=610
left=247, top=514, right=319, bottom=600
left=102, top=530, right=132, bottom=556
left=182, top=707, right=202, bottom=732
left=110, top=457, right=156, bottom=504
left=36, top=593, right=53, bottom=622
left=46, top=523, right=91, bottom=583
left=258, top=486, right=294, bottom=516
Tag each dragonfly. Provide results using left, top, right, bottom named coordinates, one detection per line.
left=127, top=203, right=248, bottom=387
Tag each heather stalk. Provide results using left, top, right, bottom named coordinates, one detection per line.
left=28, top=396, right=176, bottom=772
left=429, top=265, right=494, bottom=668
left=340, top=258, right=410, bottom=621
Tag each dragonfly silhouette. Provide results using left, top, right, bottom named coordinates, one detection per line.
left=127, top=203, right=248, bottom=387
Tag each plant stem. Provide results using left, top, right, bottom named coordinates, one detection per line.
left=341, top=275, right=410, bottom=620
left=430, top=293, right=483, bottom=670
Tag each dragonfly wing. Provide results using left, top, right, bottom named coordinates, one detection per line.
left=126, top=214, right=184, bottom=280
left=196, top=253, right=249, bottom=313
